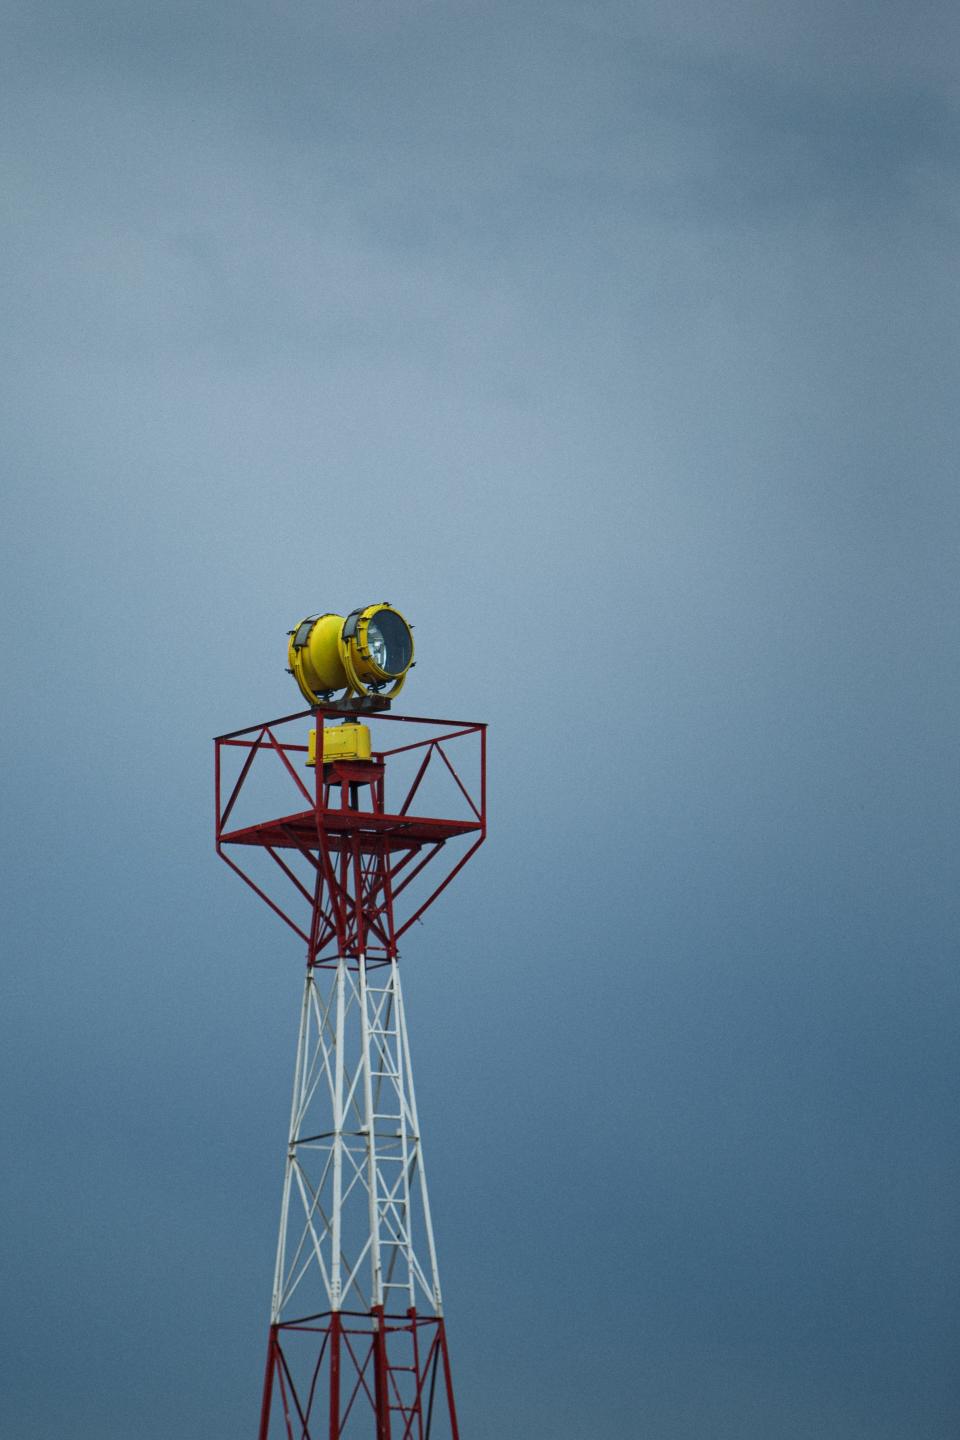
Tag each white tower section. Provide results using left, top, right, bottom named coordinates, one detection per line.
left=271, top=955, right=444, bottom=1325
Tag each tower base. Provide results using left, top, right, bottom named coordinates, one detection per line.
left=258, top=1309, right=461, bottom=1440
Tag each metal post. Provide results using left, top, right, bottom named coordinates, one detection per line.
left=359, top=952, right=384, bottom=1311
left=373, top=1304, right=392, bottom=1440
left=272, top=963, right=314, bottom=1324
left=328, top=1311, right=341, bottom=1440
left=330, top=958, right=346, bottom=1311
left=257, top=1327, right=278, bottom=1440
left=439, top=1323, right=461, bottom=1440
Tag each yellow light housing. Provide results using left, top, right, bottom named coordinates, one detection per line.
left=287, top=604, right=415, bottom=708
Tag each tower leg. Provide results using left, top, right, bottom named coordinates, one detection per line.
left=439, top=1323, right=461, bottom=1440
left=257, top=1327, right=278, bottom=1440
left=373, top=1306, right=392, bottom=1440
left=329, top=1311, right=340, bottom=1440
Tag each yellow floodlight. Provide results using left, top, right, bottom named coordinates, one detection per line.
left=287, top=604, right=415, bottom=708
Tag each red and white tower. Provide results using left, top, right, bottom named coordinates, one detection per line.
left=215, top=701, right=486, bottom=1439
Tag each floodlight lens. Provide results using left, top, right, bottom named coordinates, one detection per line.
left=369, top=625, right=388, bottom=670
left=368, top=611, right=412, bottom=676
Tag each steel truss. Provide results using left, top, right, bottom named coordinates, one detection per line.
left=260, top=955, right=457, bottom=1440
left=215, top=709, right=485, bottom=1439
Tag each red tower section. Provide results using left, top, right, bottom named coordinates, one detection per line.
left=215, top=707, right=486, bottom=1439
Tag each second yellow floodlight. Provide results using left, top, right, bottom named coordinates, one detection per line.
left=287, top=603, right=414, bottom=708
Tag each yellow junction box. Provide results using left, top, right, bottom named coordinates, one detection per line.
left=307, top=722, right=373, bottom=767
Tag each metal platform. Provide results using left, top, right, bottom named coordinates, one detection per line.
left=220, top=806, right=482, bottom=853
left=215, top=707, right=486, bottom=956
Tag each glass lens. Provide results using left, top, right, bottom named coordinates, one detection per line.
left=366, top=611, right=412, bottom=675
left=368, top=623, right=388, bottom=669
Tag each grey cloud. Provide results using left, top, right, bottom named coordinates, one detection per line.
left=1, top=4, right=958, bottom=1438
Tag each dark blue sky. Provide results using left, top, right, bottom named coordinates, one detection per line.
left=1, top=3, right=958, bottom=1436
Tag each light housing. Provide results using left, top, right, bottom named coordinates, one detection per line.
left=287, top=603, right=415, bottom=708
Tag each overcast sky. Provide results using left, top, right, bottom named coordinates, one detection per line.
left=1, top=3, right=959, bottom=1437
